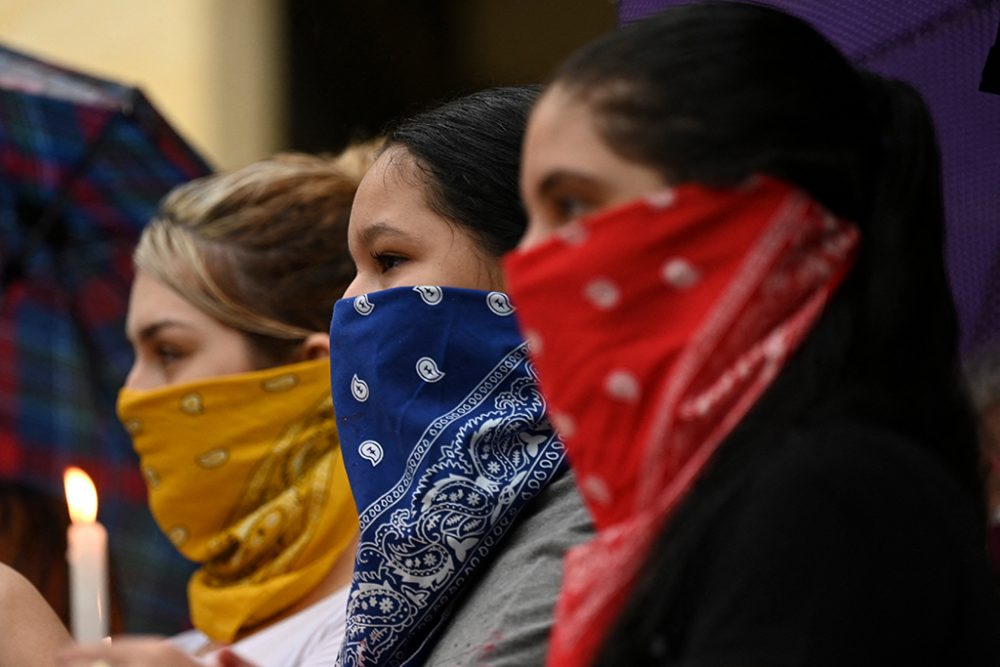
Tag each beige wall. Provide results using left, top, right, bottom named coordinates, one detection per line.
left=0, top=0, right=285, bottom=169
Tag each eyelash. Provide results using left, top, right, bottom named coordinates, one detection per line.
left=554, top=194, right=591, bottom=222
left=371, top=251, right=407, bottom=273
left=154, top=344, right=184, bottom=365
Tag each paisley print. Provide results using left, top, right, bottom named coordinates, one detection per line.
left=331, top=287, right=566, bottom=667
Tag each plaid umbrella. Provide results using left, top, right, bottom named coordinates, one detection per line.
left=0, top=43, right=211, bottom=633
left=619, top=0, right=1000, bottom=357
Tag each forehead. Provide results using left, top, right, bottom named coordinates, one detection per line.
left=126, top=270, right=217, bottom=332
left=348, top=146, right=461, bottom=248
left=522, top=88, right=607, bottom=179
left=352, top=148, right=429, bottom=218
left=522, top=85, right=668, bottom=200
left=525, top=87, right=582, bottom=146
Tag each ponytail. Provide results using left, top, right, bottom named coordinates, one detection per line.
left=859, top=74, right=951, bottom=359
left=851, top=74, right=981, bottom=502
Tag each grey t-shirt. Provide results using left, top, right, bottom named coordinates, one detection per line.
left=424, top=469, right=594, bottom=666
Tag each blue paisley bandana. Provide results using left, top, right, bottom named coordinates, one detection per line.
left=330, top=286, right=566, bottom=667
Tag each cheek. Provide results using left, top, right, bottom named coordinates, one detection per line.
left=217, top=343, right=259, bottom=376
left=179, top=338, right=257, bottom=382
left=448, top=249, right=503, bottom=291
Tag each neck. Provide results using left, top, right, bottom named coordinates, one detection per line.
left=232, top=531, right=359, bottom=642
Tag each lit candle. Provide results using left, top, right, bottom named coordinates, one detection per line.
left=63, top=467, right=109, bottom=643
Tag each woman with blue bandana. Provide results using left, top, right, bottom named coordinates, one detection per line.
left=329, top=87, right=593, bottom=667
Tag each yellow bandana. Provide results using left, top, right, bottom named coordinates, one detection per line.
left=117, top=359, right=358, bottom=643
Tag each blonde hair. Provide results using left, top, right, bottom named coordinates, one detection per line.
left=135, top=143, right=380, bottom=361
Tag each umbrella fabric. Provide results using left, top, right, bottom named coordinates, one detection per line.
left=618, top=0, right=1000, bottom=357
left=0, top=43, right=211, bottom=633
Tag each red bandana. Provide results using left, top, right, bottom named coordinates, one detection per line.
left=503, top=176, right=859, bottom=666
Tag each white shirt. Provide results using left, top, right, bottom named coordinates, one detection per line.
left=171, top=585, right=349, bottom=667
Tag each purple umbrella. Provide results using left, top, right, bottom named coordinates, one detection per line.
left=619, top=0, right=1000, bottom=356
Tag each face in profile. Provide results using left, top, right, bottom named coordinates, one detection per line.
left=344, top=146, right=505, bottom=298
left=519, top=85, right=668, bottom=250
left=124, top=270, right=257, bottom=390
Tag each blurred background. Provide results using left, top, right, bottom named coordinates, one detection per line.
left=0, top=0, right=617, bottom=170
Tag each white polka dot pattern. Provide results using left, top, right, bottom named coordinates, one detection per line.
left=550, top=411, right=577, bottom=439
left=487, top=291, right=515, bottom=316
left=581, top=475, right=612, bottom=506
left=413, top=285, right=443, bottom=305
left=604, top=369, right=641, bottom=402
left=584, top=278, right=621, bottom=310
left=354, top=294, right=374, bottom=316
left=646, top=189, right=677, bottom=209
left=358, top=440, right=383, bottom=467
left=524, top=329, right=544, bottom=355
left=661, top=258, right=701, bottom=289
left=557, top=221, right=588, bottom=245
left=415, top=357, right=446, bottom=383
left=351, top=374, right=370, bottom=402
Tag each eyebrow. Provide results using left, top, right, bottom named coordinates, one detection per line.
left=360, top=221, right=419, bottom=246
left=130, top=320, right=194, bottom=344
left=536, top=170, right=604, bottom=199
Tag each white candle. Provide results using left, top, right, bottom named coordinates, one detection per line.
left=63, top=467, right=109, bottom=643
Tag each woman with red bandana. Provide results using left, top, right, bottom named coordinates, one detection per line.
left=504, top=3, right=1000, bottom=666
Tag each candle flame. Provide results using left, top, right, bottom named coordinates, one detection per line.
left=64, top=467, right=98, bottom=524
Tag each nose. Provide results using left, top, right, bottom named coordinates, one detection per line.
left=517, top=220, right=552, bottom=251
left=342, top=273, right=366, bottom=299
left=123, top=359, right=154, bottom=391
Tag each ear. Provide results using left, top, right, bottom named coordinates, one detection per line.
left=297, top=332, right=330, bottom=361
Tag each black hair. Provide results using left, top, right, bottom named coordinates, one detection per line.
left=384, top=85, right=542, bottom=256
left=549, top=3, right=981, bottom=664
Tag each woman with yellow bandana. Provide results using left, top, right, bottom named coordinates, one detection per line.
left=49, top=147, right=378, bottom=667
